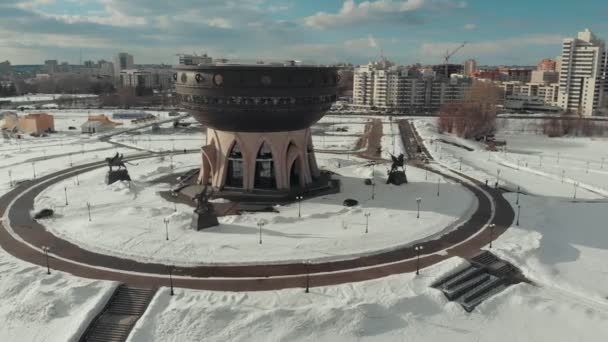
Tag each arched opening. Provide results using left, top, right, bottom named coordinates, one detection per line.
left=290, top=158, right=301, bottom=187
left=226, top=141, right=244, bottom=188
left=254, top=142, right=276, bottom=189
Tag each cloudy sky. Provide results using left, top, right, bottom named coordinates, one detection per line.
left=1, top=0, right=607, bottom=66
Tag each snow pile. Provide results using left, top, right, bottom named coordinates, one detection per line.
left=0, top=250, right=116, bottom=342
left=127, top=257, right=608, bottom=342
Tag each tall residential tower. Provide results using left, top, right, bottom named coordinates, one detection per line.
left=557, top=29, right=608, bottom=116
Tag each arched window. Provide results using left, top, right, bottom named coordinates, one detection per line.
left=254, top=142, right=276, bottom=189
left=226, top=142, right=244, bottom=188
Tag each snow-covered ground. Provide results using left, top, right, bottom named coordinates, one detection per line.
left=1, top=94, right=97, bottom=103
left=34, top=153, right=476, bottom=265
left=0, top=165, right=116, bottom=342
left=415, top=118, right=608, bottom=199
left=127, top=257, right=608, bottom=342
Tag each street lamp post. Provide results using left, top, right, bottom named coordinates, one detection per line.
left=86, top=202, right=91, bottom=222
left=296, top=195, right=303, bottom=218
left=371, top=182, right=376, bottom=200
left=516, top=186, right=520, bottom=205
left=416, top=197, right=422, bottom=219
left=32, top=162, right=36, bottom=179
left=364, top=212, right=370, bottom=233
left=459, top=157, right=462, bottom=171
left=516, top=205, right=521, bottom=226
left=489, top=224, right=496, bottom=248
left=8, top=170, right=13, bottom=187
left=573, top=182, right=579, bottom=199
left=415, top=245, right=424, bottom=275
left=163, top=218, right=169, bottom=240
left=436, top=178, right=440, bottom=197
left=168, top=266, right=174, bottom=296
left=258, top=220, right=265, bottom=244
left=496, top=169, right=501, bottom=188
left=305, top=260, right=311, bottom=293
left=42, top=246, right=51, bottom=275
left=64, top=187, right=68, bottom=206
left=75, top=174, right=80, bottom=186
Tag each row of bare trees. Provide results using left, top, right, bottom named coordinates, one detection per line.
left=438, top=81, right=502, bottom=139
left=542, top=114, right=607, bottom=137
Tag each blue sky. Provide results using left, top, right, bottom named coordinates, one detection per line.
left=1, top=0, right=607, bottom=65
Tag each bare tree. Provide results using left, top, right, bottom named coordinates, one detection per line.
left=438, top=81, right=501, bottom=139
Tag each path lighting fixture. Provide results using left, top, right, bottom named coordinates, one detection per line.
left=364, top=212, right=370, bottom=233
left=163, top=217, right=170, bottom=240
left=415, top=245, right=424, bottom=275
left=305, top=260, right=312, bottom=293
left=496, top=169, right=501, bottom=188
left=516, top=205, right=521, bottom=226
left=573, top=182, right=579, bottom=200
left=42, top=246, right=51, bottom=275
left=371, top=182, right=376, bottom=200
left=86, top=202, right=91, bottom=222
left=258, top=220, right=266, bottom=245
left=436, top=178, right=440, bottom=197
left=168, top=266, right=175, bottom=296
left=516, top=186, right=520, bottom=205
left=416, top=197, right=422, bottom=219
left=64, top=187, right=68, bottom=206
left=8, top=170, right=13, bottom=187
left=32, top=162, right=36, bottom=179
left=296, top=195, right=303, bottom=218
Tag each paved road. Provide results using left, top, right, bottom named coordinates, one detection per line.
left=0, top=123, right=514, bottom=291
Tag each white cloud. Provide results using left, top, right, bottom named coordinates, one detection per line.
left=304, top=0, right=467, bottom=29
left=419, top=34, right=566, bottom=60
left=463, top=23, right=476, bottom=30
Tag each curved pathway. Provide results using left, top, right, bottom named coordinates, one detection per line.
left=0, top=125, right=514, bottom=291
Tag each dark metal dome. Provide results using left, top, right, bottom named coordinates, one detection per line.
left=174, top=64, right=339, bottom=132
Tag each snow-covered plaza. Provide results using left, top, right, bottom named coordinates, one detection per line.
left=2, top=109, right=608, bottom=341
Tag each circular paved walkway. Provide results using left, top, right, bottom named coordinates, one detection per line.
left=0, top=149, right=514, bottom=291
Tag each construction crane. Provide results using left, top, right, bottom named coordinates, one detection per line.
left=443, top=42, right=467, bottom=77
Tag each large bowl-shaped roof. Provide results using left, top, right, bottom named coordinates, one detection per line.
left=174, top=64, right=339, bottom=132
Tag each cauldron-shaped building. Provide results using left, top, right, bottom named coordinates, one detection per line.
left=175, top=63, right=339, bottom=192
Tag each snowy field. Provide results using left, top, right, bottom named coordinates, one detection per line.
left=1, top=94, right=97, bottom=103
left=3, top=112, right=608, bottom=342
left=127, top=257, right=608, bottom=342
left=415, top=118, right=608, bottom=199
left=34, top=154, right=476, bottom=265
left=0, top=168, right=116, bottom=342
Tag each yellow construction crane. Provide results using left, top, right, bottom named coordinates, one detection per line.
left=443, top=42, right=467, bottom=77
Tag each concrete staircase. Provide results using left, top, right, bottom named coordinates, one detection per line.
left=80, top=285, right=157, bottom=342
left=432, top=251, right=521, bottom=312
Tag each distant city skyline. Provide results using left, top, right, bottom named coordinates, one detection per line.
left=1, top=0, right=608, bottom=66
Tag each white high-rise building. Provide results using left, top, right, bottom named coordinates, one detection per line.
left=557, top=29, right=608, bottom=116
left=464, top=59, right=477, bottom=76
left=352, top=61, right=472, bottom=113
left=113, top=53, right=134, bottom=80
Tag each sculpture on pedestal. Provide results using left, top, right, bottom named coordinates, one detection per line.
left=105, top=153, right=131, bottom=184
left=387, top=153, right=408, bottom=185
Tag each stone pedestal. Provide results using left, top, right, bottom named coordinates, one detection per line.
left=387, top=171, right=407, bottom=185
left=191, top=210, right=220, bottom=231
left=106, top=169, right=131, bottom=185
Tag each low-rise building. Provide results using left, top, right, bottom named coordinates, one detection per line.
left=81, top=120, right=114, bottom=134
left=18, top=113, right=55, bottom=135
left=499, top=81, right=560, bottom=112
